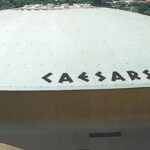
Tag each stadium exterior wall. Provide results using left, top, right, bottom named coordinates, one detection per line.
left=0, top=88, right=150, bottom=124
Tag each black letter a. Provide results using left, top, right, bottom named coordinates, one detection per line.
left=59, top=73, right=73, bottom=83
left=112, top=71, right=125, bottom=81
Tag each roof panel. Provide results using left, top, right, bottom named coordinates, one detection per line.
left=0, top=8, right=150, bottom=91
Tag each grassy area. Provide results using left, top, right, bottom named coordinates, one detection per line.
left=112, top=1, right=150, bottom=16
left=128, top=1, right=150, bottom=15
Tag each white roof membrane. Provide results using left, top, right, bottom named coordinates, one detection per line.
left=0, top=8, right=150, bottom=91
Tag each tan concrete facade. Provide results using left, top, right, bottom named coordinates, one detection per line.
left=0, top=143, right=23, bottom=150
left=0, top=88, right=150, bottom=124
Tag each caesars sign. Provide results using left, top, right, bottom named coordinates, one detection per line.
left=42, top=70, right=150, bottom=84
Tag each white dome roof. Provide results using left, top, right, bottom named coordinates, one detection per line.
left=0, top=8, right=150, bottom=91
